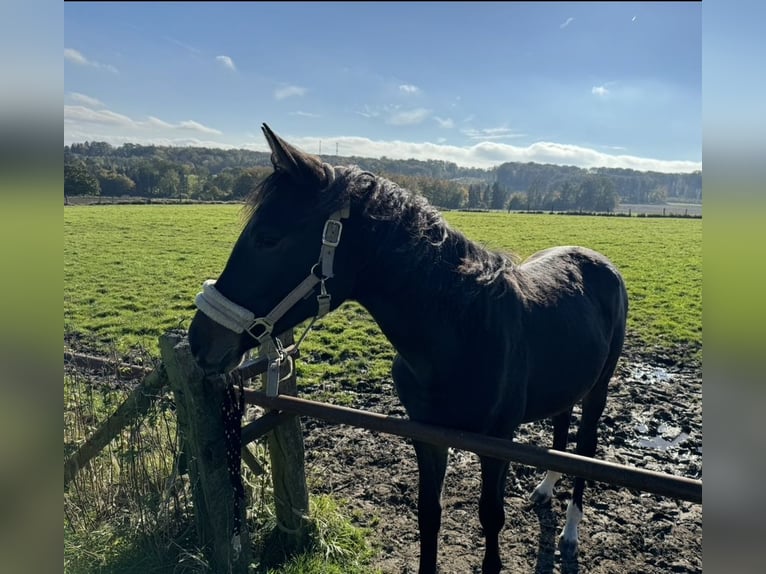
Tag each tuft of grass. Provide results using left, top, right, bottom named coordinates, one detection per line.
left=260, top=495, right=379, bottom=574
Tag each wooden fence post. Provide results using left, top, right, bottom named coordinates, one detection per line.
left=159, top=332, right=251, bottom=573
left=260, top=329, right=310, bottom=554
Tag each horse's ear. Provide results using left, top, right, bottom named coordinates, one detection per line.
left=261, top=123, right=326, bottom=190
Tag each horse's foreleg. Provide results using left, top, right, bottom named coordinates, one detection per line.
left=414, top=441, right=448, bottom=574
left=479, top=456, right=510, bottom=574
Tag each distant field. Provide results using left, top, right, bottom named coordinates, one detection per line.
left=64, top=205, right=701, bottom=384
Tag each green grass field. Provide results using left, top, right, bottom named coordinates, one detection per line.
left=65, top=205, right=701, bottom=381
left=64, top=204, right=700, bottom=572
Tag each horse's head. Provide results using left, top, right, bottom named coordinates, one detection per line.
left=189, top=124, right=358, bottom=374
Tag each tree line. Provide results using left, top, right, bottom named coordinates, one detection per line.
left=64, top=141, right=701, bottom=211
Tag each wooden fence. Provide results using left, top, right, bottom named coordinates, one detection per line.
left=65, top=330, right=703, bottom=572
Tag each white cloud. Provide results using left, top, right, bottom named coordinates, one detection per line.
left=178, top=120, right=222, bottom=135
left=64, top=105, right=136, bottom=127
left=67, top=92, right=104, bottom=108
left=64, top=48, right=118, bottom=73
left=65, top=104, right=222, bottom=136
left=399, top=84, right=420, bottom=95
left=387, top=107, right=431, bottom=126
left=274, top=85, right=307, bottom=100
left=355, top=105, right=380, bottom=119
left=64, top=48, right=88, bottom=66
left=592, top=85, right=610, bottom=97
left=216, top=55, right=236, bottom=71
left=277, top=135, right=700, bottom=173
left=147, top=116, right=175, bottom=129
left=289, top=111, right=321, bottom=118
left=434, top=116, right=455, bottom=129
left=560, top=17, right=574, bottom=29
left=166, top=36, right=202, bottom=54
left=462, top=126, right=526, bottom=140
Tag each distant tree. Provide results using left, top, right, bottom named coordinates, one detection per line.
left=526, top=178, right=544, bottom=210
left=648, top=185, right=668, bottom=204
left=507, top=192, right=525, bottom=211
left=97, top=169, right=136, bottom=196
left=556, top=180, right=579, bottom=211
left=232, top=167, right=270, bottom=199
left=64, top=161, right=100, bottom=196
left=489, top=181, right=509, bottom=210
left=156, top=170, right=180, bottom=197
left=467, top=184, right=484, bottom=209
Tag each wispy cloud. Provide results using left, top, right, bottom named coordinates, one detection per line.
left=592, top=85, right=610, bottom=97
left=65, top=105, right=135, bottom=127
left=434, top=116, right=455, bottom=129
left=64, top=48, right=118, bottom=74
left=65, top=104, right=222, bottom=135
left=147, top=116, right=174, bottom=129
left=178, top=120, right=222, bottom=135
left=560, top=17, right=574, bottom=29
left=399, top=84, right=421, bottom=95
left=274, top=85, right=307, bottom=100
left=289, top=111, right=321, bottom=118
left=216, top=55, right=236, bottom=71
left=355, top=105, right=380, bottom=119
left=387, top=108, right=431, bottom=126
left=166, top=36, right=202, bottom=55
left=67, top=92, right=105, bottom=108
left=462, top=126, right=526, bottom=140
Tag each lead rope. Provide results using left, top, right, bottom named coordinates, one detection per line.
left=222, top=374, right=246, bottom=559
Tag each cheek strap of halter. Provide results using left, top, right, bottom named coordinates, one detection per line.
left=194, top=201, right=349, bottom=338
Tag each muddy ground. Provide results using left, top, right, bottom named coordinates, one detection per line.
left=294, top=341, right=702, bottom=574
left=66, top=338, right=702, bottom=573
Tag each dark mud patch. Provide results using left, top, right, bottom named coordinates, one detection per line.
left=65, top=337, right=701, bottom=573
left=298, top=348, right=701, bottom=573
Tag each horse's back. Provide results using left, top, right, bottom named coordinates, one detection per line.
left=514, top=246, right=628, bottom=421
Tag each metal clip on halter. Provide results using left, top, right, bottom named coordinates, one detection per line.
left=265, top=337, right=285, bottom=396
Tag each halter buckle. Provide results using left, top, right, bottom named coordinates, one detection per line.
left=322, top=219, right=343, bottom=248
left=245, top=317, right=273, bottom=343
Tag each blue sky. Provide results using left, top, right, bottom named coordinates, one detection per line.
left=64, top=2, right=701, bottom=173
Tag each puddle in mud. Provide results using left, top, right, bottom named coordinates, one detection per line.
left=638, top=432, right=690, bottom=451
left=629, top=363, right=672, bottom=384
left=634, top=419, right=693, bottom=452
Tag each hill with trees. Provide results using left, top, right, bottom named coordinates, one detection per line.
left=64, top=142, right=701, bottom=211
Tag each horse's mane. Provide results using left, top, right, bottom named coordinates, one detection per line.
left=245, top=165, right=519, bottom=295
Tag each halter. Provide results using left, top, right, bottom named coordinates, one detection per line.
left=194, top=163, right=349, bottom=396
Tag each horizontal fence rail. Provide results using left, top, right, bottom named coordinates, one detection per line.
left=243, top=389, right=702, bottom=504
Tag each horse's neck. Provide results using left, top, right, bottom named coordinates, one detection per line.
left=350, top=212, right=478, bottom=363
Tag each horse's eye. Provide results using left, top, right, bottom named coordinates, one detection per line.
left=252, top=231, right=281, bottom=249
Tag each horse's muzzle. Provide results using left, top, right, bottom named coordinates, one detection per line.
left=188, top=311, right=248, bottom=375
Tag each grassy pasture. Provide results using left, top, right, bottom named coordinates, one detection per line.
left=64, top=204, right=700, bottom=572
left=65, top=205, right=701, bottom=381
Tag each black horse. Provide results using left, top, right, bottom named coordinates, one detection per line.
left=189, top=124, right=628, bottom=574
